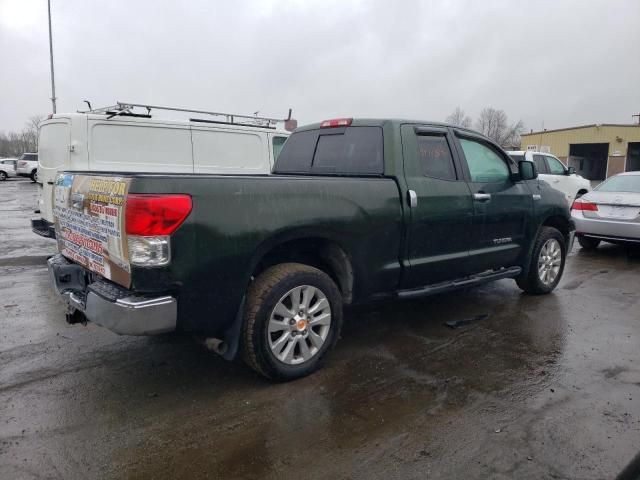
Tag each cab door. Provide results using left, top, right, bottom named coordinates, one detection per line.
left=400, top=125, right=474, bottom=288
left=545, top=154, right=574, bottom=203
left=452, top=132, right=533, bottom=273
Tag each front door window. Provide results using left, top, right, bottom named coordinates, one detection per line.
left=459, top=138, right=510, bottom=183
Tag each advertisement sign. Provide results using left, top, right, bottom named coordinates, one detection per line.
left=53, top=174, right=132, bottom=287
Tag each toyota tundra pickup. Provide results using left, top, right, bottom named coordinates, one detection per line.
left=47, top=118, right=574, bottom=380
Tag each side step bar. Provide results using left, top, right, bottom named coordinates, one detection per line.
left=397, top=266, right=522, bottom=299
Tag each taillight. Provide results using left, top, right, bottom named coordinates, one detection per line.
left=320, top=118, right=353, bottom=128
left=125, top=194, right=192, bottom=235
left=571, top=198, right=598, bottom=211
left=125, top=194, right=192, bottom=267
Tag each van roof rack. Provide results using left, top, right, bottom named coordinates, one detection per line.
left=78, top=101, right=293, bottom=129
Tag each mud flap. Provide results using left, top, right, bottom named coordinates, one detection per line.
left=221, top=296, right=245, bottom=361
left=66, top=308, right=87, bottom=325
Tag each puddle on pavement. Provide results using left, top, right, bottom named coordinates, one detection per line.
left=113, top=281, right=569, bottom=480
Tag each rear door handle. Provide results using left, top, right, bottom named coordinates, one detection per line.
left=473, top=193, right=491, bottom=202
left=407, top=190, right=418, bottom=208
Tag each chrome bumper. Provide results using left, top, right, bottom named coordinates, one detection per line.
left=47, top=254, right=177, bottom=335
left=571, top=211, right=640, bottom=241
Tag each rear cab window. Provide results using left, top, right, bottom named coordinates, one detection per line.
left=275, top=126, right=383, bottom=175
left=416, top=134, right=457, bottom=180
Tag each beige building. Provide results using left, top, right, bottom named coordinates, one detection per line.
left=520, top=124, right=640, bottom=180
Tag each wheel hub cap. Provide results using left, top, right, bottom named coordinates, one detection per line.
left=268, top=285, right=332, bottom=365
left=538, top=239, right=562, bottom=286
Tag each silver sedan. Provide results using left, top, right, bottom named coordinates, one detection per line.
left=571, top=171, right=640, bottom=249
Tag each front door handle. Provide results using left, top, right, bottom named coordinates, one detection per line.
left=473, top=193, right=491, bottom=202
left=407, top=190, right=418, bottom=208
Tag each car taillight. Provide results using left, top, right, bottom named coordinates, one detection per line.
left=125, top=194, right=192, bottom=267
left=320, top=118, right=353, bottom=128
left=571, top=198, right=598, bottom=211
left=125, top=194, right=192, bottom=235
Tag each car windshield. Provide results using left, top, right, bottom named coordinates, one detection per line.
left=595, top=175, right=640, bottom=193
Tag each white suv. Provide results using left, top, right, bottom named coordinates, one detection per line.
left=509, top=151, right=590, bottom=204
left=16, top=152, right=39, bottom=182
left=0, top=158, right=18, bottom=181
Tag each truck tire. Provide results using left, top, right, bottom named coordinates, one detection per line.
left=516, top=226, right=566, bottom=295
left=578, top=236, right=600, bottom=250
left=242, top=263, right=343, bottom=381
left=30, top=170, right=38, bottom=182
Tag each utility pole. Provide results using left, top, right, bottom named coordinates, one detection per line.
left=633, top=113, right=640, bottom=125
left=47, top=0, right=57, bottom=113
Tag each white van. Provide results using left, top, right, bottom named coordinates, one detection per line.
left=33, top=103, right=292, bottom=238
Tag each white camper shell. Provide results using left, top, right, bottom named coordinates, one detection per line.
left=33, top=103, right=291, bottom=238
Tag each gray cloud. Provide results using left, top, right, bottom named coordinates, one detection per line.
left=1, top=0, right=639, bottom=133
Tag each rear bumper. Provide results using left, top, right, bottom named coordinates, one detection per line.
left=31, top=218, right=56, bottom=239
left=47, top=254, right=177, bottom=335
left=571, top=211, right=640, bottom=242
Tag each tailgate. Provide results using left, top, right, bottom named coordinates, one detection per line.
left=53, top=173, right=132, bottom=287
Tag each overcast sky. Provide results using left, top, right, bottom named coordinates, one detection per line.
left=1, top=0, right=639, bottom=133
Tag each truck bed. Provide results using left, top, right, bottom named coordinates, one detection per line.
left=58, top=172, right=404, bottom=335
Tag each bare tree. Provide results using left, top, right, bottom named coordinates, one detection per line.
left=22, top=116, right=43, bottom=152
left=475, top=107, right=524, bottom=147
left=445, top=107, right=472, bottom=128
left=0, top=116, right=43, bottom=157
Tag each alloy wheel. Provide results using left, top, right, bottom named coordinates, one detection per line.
left=538, top=238, right=562, bottom=286
left=267, top=285, right=332, bottom=365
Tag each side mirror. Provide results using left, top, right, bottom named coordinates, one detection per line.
left=566, top=166, right=576, bottom=175
left=518, top=160, right=537, bottom=180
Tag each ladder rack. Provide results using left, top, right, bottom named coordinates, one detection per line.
left=78, top=101, right=292, bottom=129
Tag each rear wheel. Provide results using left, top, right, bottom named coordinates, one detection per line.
left=0, top=171, right=7, bottom=181
left=578, top=236, right=600, bottom=250
left=30, top=170, right=38, bottom=182
left=242, top=263, right=343, bottom=381
left=516, top=226, right=566, bottom=294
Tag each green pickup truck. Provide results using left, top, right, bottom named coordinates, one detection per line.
left=47, top=118, right=574, bottom=380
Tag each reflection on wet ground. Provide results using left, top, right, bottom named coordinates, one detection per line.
left=1, top=180, right=639, bottom=479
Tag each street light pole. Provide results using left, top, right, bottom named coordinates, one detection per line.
left=47, top=0, right=57, bottom=113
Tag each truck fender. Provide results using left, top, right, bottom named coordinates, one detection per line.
left=520, top=212, right=573, bottom=279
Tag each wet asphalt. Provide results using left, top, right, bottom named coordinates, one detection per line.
left=1, top=179, right=639, bottom=480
